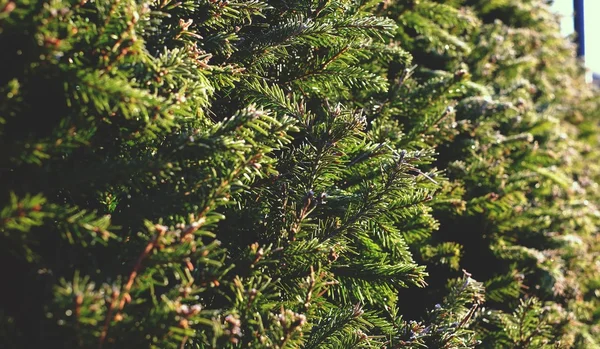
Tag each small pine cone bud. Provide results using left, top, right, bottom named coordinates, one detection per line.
left=179, top=286, right=192, bottom=297
left=333, top=103, right=341, bottom=116
left=190, top=304, right=202, bottom=315
left=179, top=19, right=193, bottom=30
left=178, top=304, right=189, bottom=315
left=225, top=314, right=241, bottom=327
left=357, top=330, right=368, bottom=341
left=291, top=313, right=306, bottom=329
left=248, top=288, right=258, bottom=300
left=2, top=2, right=16, bottom=14
left=179, top=318, right=189, bottom=328
left=454, top=69, right=467, bottom=80
left=224, top=314, right=241, bottom=342
left=185, top=259, right=194, bottom=271
left=328, top=248, right=339, bottom=262
left=352, top=304, right=364, bottom=318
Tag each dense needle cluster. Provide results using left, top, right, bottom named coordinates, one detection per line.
left=1, top=0, right=600, bottom=348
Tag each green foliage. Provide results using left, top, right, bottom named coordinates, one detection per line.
left=1, top=0, right=600, bottom=348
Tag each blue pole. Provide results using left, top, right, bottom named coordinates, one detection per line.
left=574, top=0, right=585, bottom=57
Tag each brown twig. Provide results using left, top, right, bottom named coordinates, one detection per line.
left=118, top=225, right=168, bottom=311
left=98, top=152, right=260, bottom=347
left=179, top=335, right=189, bottom=349
left=98, top=287, right=120, bottom=349
left=98, top=224, right=167, bottom=348
left=304, top=266, right=316, bottom=310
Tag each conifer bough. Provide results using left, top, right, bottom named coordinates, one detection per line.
left=1, top=0, right=599, bottom=348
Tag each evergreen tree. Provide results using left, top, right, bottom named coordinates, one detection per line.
left=1, top=0, right=599, bottom=348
